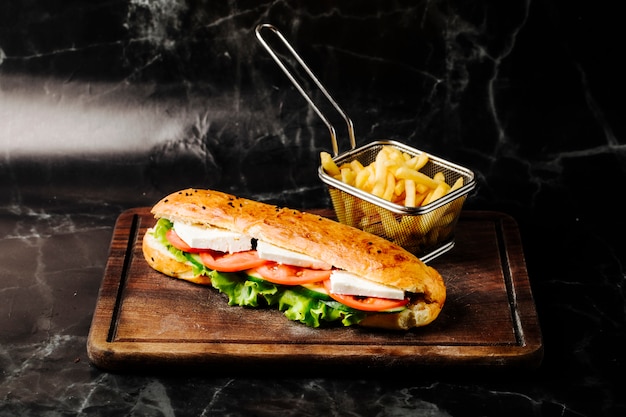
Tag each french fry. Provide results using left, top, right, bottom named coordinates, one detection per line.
left=422, top=182, right=450, bottom=206
left=371, top=183, right=385, bottom=198
left=374, top=153, right=387, bottom=185
left=379, top=146, right=402, bottom=163
left=415, top=153, right=429, bottom=170
left=382, top=172, right=396, bottom=201
left=394, top=179, right=406, bottom=197
left=355, top=168, right=370, bottom=190
left=433, top=172, right=446, bottom=183
left=405, top=153, right=428, bottom=171
left=416, top=183, right=429, bottom=195
left=371, top=163, right=386, bottom=197
left=364, top=166, right=376, bottom=192
left=392, top=193, right=406, bottom=205
left=450, top=177, right=464, bottom=192
left=394, top=166, right=439, bottom=190
left=340, top=167, right=356, bottom=186
left=414, top=190, right=428, bottom=207
left=404, top=179, right=416, bottom=207
left=350, top=160, right=364, bottom=173
left=320, top=152, right=340, bottom=177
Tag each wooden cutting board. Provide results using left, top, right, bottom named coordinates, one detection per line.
left=87, top=208, right=543, bottom=372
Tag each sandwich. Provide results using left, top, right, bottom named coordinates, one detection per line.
left=142, top=188, right=446, bottom=330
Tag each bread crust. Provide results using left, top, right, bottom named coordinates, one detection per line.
left=358, top=299, right=442, bottom=330
left=145, top=188, right=446, bottom=329
left=142, top=231, right=213, bottom=285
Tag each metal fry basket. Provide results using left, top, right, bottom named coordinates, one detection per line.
left=256, top=24, right=476, bottom=262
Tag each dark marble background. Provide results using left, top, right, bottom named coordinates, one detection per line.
left=1, top=1, right=624, bottom=416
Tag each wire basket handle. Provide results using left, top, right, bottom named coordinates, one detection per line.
left=255, top=23, right=356, bottom=157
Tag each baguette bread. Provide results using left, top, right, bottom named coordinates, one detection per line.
left=142, top=188, right=446, bottom=329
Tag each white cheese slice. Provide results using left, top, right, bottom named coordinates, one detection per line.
left=173, top=222, right=253, bottom=253
left=256, top=241, right=332, bottom=270
left=329, top=270, right=405, bottom=300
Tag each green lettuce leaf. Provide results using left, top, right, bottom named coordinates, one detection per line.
left=210, top=271, right=366, bottom=327
left=210, top=271, right=279, bottom=307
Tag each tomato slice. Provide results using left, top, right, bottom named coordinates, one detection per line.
left=199, top=250, right=269, bottom=272
left=322, top=280, right=409, bottom=312
left=166, top=229, right=203, bottom=253
left=252, top=263, right=332, bottom=286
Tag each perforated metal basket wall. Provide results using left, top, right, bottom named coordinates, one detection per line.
left=318, top=140, right=476, bottom=262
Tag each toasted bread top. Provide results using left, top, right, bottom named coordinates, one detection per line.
left=150, top=188, right=446, bottom=307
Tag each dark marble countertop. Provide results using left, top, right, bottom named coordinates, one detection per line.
left=1, top=1, right=624, bottom=416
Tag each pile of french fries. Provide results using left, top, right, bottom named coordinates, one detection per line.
left=320, top=145, right=467, bottom=255
left=320, top=145, right=464, bottom=208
